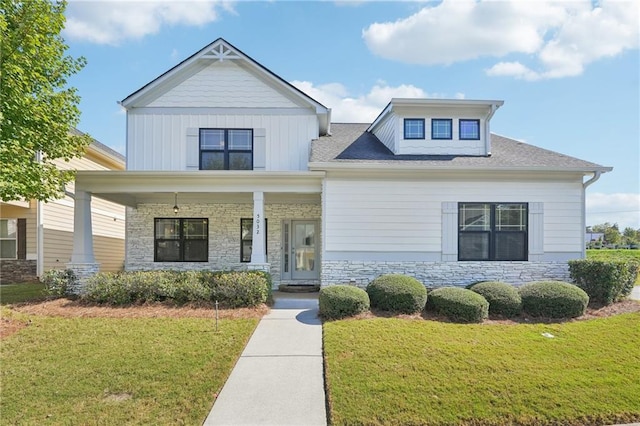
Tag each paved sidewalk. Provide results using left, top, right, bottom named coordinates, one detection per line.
left=630, top=286, right=640, bottom=301
left=204, top=292, right=326, bottom=426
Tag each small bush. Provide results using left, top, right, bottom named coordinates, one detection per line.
left=319, top=285, right=370, bottom=320
left=41, top=269, right=77, bottom=298
left=519, top=281, right=589, bottom=318
left=568, top=259, right=639, bottom=305
left=206, top=271, right=269, bottom=308
left=427, top=287, right=489, bottom=323
left=470, top=281, right=521, bottom=318
left=84, top=272, right=133, bottom=305
left=366, top=274, right=427, bottom=314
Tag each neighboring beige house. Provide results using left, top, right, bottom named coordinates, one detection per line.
left=0, top=131, right=125, bottom=283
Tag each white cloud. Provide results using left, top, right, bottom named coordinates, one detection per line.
left=363, top=0, right=639, bottom=80
left=65, top=0, right=234, bottom=45
left=290, top=80, right=461, bottom=123
left=587, top=192, right=640, bottom=230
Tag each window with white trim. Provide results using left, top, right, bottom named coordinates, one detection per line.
left=458, top=203, right=528, bottom=261
left=200, top=129, right=253, bottom=170
left=0, top=219, right=17, bottom=259
left=431, top=118, right=452, bottom=140
left=459, top=119, right=480, bottom=140
left=154, top=218, right=208, bottom=262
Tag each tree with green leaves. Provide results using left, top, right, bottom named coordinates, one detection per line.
left=0, top=0, right=91, bottom=201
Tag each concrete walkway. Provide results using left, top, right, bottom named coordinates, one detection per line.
left=630, top=286, right=640, bottom=301
left=204, top=292, right=326, bottom=426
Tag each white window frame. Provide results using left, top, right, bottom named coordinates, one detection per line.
left=0, top=218, right=18, bottom=260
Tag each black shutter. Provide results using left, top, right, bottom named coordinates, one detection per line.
left=17, top=218, right=26, bottom=259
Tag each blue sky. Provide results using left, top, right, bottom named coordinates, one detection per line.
left=63, top=0, right=639, bottom=229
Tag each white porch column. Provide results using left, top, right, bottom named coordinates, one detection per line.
left=67, top=189, right=99, bottom=293
left=250, top=191, right=267, bottom=265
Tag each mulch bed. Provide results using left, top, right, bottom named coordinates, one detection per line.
left=1, top=298, right=268, bottom=339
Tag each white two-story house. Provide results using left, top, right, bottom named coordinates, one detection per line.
left=69, top=38, right=611, bottom=289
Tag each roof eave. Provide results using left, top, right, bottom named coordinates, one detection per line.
left=308, top=162, right=612, bottom=174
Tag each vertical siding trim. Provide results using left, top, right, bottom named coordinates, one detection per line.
left=529, top=202, right=544, bottom=261
left=17, top=218, right=26, bottom=260
left=186, top=127, right=199, bottom=170
left=442, top=202, right=458, bottom=261
left=253, top=128, right=266, bottom=170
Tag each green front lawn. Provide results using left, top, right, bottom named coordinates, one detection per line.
left=1, top=311, right=258, bottom=425
left=0, top=282, right=46, bottom=305
left=324, top=313, right=640, bottom=426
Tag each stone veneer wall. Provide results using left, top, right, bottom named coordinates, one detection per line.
left=321, top=260, right=571, bottom=288
left=126, top=202, right=321, bottom=285
left=0, top=259, right=37, bottom=283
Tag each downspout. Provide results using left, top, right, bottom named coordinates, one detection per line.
left=484, top=103, right=499, bottom=156
left=582, top=171, right=602, bottom=189
left=35, top=151, right=44, bottom=278
left=581, top=171, right=602, bottom=257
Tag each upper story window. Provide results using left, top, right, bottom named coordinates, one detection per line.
left=459, top=119, right=480, bottom=140
left=431, top=119, right=452, bottom=140
left=0, top=219, right=17, bottom=259
left=200, top=129, right=253, bottom=170
left=458, top=203, right=528, bottom=261
left=154, top=218, right=208, bottom=262
left=404, top=118, right=425, bottom=140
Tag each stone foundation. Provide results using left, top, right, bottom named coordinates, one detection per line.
left=66, top=262, right=100, bottom=294
left=0, top=259, right=37, bottom=284
left=321, top=260, right=571, bottom=288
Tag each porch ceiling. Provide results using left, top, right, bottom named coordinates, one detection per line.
left=75, top=171, right=324, bottom=207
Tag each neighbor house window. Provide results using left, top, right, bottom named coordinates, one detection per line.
left=0, top=219, right=17, bottom=259
left=404, top=118, right=425, bottom=139
left=459, top=119, right=480, bottom=140
left=155, top=218, right=208, bottom=262
left=458, top=203, right=528, bottom=261
left=200, top=129, right=253, bottom=170
left=431, top=119, right=452, bottom=140
left=240, top=218, right=268, bottom=262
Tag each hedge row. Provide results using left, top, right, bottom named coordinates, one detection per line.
left=43, top=269, right=271, bottom=308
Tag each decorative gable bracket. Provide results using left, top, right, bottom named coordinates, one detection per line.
left=201, top=43, right=242, bottom=61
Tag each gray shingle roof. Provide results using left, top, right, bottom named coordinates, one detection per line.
left=71, top=128, right=125, bottom=163
left=310, top=123, right=609, bottom=171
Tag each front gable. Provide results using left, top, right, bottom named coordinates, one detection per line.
left=147, top=60, right=301, bottom=109
left=121, top=39, right=328, bottom=117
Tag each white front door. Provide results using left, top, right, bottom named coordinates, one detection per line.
left=282, top=220, right=319, bottom=281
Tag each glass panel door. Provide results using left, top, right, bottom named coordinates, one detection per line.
left=291, top=220, right=318, bottom=280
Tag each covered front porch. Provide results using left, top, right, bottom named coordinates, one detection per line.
left=70, top=171, right=324, bottom=290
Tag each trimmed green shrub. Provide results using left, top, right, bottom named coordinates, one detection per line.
left=83, top=270, right=270, bottom=307
left=568, top=259, right=639, bottom=305
left=205, top=271, right=269, bottom=308
left=319, top=285, right=370, bottom=320
left=470, top=281, right=521, bottom=318
left=519, top=281, right=589, bottom=318
left=366, top=274, right=427, bottom=314
left=41, top=269, right=77, bottom=298
left=427, top=287, right=489, bottom=323
left=84, top=272, right=133, bottom=305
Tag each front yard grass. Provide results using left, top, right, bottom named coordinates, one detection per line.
left=1, top=310, right=258, bottom=425
left=0, top=282, right=46, bottom=305
left=324, top=312, right=640, bottom=426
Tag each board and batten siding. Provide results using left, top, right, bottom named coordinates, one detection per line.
left=127, top=112, right=319, bottom=171
left=323, top=177, right=584, bottom=259
left=148, top=61, right=300, bottom=109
